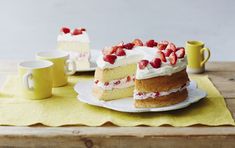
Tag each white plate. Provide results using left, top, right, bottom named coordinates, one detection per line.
left=76, top=49, right=100, bottom=72
left=74, top=80, right=207, bottom=113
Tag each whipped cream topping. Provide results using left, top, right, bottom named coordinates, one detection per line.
left=57, top=32, right=90, bottom=43
left=134, top=46, right=187, bottom=79
left=96, top=41, right=187, bottom=79
left=96, top=48, right=144, bottom=69
left=136, top=56, right=187, bottom=80
left=94, top=75, right=135, bottom=90
left=134, top=81, right=189, bottom=100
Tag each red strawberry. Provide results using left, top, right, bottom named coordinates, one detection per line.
left=157, top=51, right=167, bottom=62
left=154, top=92, right=160, bottom=97
left=175, top=47, right=185, bottom=58
left=165, top=48, right=173, bottom=57
left=157, top=41, right=169, bottom=50
left=169, top=52, right=178, bottom=65
left=94, top=80, right=99, bottom=84
left=123, top=43, right=135, bottom=50
left=150, top=58, right=161, bottom=68
left=81, top=28, right=86, bottom=31
left=175, top=47, right=184, bottom=52
left=138, top=60, right=149, bottom=70
left=146, top=40, right=154, bottom=47
left=137, top=92, right=143, bottom=96
left=166, top=42, right=177, bottom=51
left=102, top=46, right=120, bottom=55
left=153, top=41, right=158, bottom=46
left=114, top=80, right=121, bottom=85
left=126, top=76, right=131, bottom=82
left=109, top=46, right=119, bottom=54
left=115, top=47, right=126, bottom=56
left=146, top=40, right=158, bottom=47
left=103, top=54, right=117, bottom=64
left=72, top=28, right=82, bottom=35
left=132, top=39, right=144, bottom=46
left=61, top=27, right=70, bottom=34
left=104, top=82, right=109, bottom=86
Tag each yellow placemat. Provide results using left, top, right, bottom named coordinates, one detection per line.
left=0, top=75, right=234, bottom=127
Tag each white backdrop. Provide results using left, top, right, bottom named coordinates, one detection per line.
left=0, top=0, right=234, bottom=61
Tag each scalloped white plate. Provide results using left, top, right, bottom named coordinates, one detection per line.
left=74, top=80, right=207, bottom=113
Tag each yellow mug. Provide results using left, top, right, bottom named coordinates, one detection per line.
left=36, top=51, right=76, bottom=87
left=185, top=41, right=211, bottom=73
left=18, top=60, right=53, bottom=99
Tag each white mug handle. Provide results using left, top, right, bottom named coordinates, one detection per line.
left=23, top=71, right=33, bottom=90
left=65, top=59, right=76, bottom=75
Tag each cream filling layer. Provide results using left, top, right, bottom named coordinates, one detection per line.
left=133, top=81, right=189, bottom=100
left=94, top=75, right=135, bottom=90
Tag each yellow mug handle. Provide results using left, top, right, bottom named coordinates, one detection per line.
left=200, top=47, right=210, bottom=67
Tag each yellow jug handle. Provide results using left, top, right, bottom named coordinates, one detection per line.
left=200, top=47, right=211, bottom=67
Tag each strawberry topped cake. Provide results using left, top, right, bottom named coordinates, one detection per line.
left=134, top=41, right=189, bottom=108
left=57, top=27, right=90, bottom=69
left=92, top=39, right=189, bottom=108
left=92, top=39, right=144, bottom=100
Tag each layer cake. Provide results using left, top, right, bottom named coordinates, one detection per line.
left=57, top=27, right=90, bottom=69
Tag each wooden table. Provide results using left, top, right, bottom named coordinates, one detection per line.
left=0, top=61, right=234, bottom=148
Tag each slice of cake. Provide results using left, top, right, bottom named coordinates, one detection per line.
left=92, top=39, right=144, bottom=101
left=134, top=41, right=189, bottom=108
left=57, top=27, right=90, bottom=69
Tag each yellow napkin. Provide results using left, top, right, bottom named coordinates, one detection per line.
left=0, top=74, right=234, bottom=127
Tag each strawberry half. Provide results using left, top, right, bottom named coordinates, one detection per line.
left=157, top=51, right=167, bottom=62
left=81, top=28, right=86, bottom=32
left=154, top=92, right=160, bottom=97
left=175, top=47, right=185, bottom=58
left=114, top=80, right=121, bottom=85
left=146, top=40, right=158, bottom=47
left=72, top=28, right=83, bottom=35
left=166, top=42, right=177, bottom=52
left=138, top=60, right=149, bottom=70
left=165, top=48, right=173, bottom=57
left=169, top=52, right=178, bottom=65
left=126, top=76, right=131, bottom=82
left=115, top=47, right=126, bottom=56
left=132, top=39, right=144, bottom=46
left=110, top=46, right=120, bottom=54
left=123, top=43, right=135, bottom=50
left=150, top=58, right=161, bottom=68
left=157, top=41, right=168, bottom=50
left=103, top=54, right=117, bottom=64
left=61, top=27, right=70, bottom=34
left=137, top=92, right=143, bottom=96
